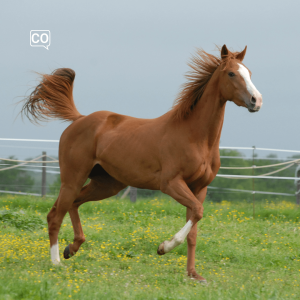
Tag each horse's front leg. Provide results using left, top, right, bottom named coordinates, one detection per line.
left=186, top=187, right=207, bottom=282
left=157, top=177, right=204, bottom=255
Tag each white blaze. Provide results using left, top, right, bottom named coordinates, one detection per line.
left=50, top=242, right=60, bottom=265
left=237, top=63, right=260, bottom=97
left=163, top=220, right=193, bottom=253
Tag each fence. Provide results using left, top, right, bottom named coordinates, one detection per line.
left=1, top=139, right=300, bottom=208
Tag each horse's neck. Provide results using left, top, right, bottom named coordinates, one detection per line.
left=187, top=79, right=226, bottom=149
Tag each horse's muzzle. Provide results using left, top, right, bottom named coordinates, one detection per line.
left=247, top=93, right=262, bottom=112
left=248, top=106, right=261, bottom=113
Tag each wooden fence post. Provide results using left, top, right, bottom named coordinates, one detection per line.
left=41, top=151, right=46, bottom=197
left=130, top=187, right=137, bottom=203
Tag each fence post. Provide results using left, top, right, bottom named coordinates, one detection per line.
left=296, top=165, right=300, bottom=206
left=41, top=151, right=46, bottom=197
left=130, top=187, right=137, bottom=203
left=252, top=146, right=256, bottom=219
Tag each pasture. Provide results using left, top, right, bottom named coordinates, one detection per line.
left=0, top=195, right=299, bottom=300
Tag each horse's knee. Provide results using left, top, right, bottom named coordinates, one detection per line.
left=192, top=204, right=203, bottom=222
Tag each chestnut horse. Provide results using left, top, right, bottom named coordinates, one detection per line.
left=21, top=45, right=262, bottom=282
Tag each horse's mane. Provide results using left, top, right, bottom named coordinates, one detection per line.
left=172, top=47, right=239, bottom=121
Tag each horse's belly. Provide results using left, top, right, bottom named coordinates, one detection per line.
left=99, top=160, right=161, bottom=190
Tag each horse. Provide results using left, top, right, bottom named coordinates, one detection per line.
left=21, top=44, right=262, bottom=282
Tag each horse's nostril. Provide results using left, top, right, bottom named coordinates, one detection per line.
left=250, top=96, right=256, bottom=105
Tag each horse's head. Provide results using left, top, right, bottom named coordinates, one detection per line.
left=219, top=45, right=262, bottom=112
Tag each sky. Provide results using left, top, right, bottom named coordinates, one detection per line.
left=0, top=0, right=299, bottom=160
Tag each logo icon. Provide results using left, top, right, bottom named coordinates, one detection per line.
left=30, top=30, right=51, bottom=50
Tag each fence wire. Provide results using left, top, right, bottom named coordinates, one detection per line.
left=0, top=140, right=300, bottom=199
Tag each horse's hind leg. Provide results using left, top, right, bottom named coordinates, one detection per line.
left=64, top=207, right=85, bottom=259
left=47, top=185, right=83, bottom=264
left=64, top=174, right=126, bottom=259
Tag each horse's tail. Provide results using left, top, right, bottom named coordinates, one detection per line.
left=21, top=68, right=83, bottom=124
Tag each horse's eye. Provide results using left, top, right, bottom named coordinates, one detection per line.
left=228, top=72, right=235, bottom=77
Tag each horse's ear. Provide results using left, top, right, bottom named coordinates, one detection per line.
left=221, top=44, right=229, bottom=60
left=236, top=46, right=247, bottom=62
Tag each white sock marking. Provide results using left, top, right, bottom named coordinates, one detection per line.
left=163, top=220, right=193, bottom=253
left=51, top=242, right=60, bottom=265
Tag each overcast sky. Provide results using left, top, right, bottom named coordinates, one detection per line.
left=0, top=0, right=299, bottom=159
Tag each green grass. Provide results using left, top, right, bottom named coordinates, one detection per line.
left=0, top=195, right=300, bottom=299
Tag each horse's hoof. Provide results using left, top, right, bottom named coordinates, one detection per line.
left=199, top=279, right=207, bottom=284
left=63, top=244, right=72, bottom=259
left=157, top=242, right=165, bottom=255
left=52, top=259, right=61, bottom=266
left=188, top=272, right=207, bottom=284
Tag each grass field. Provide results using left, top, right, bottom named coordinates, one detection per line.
left=0, top=195, right=299, bottom=300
